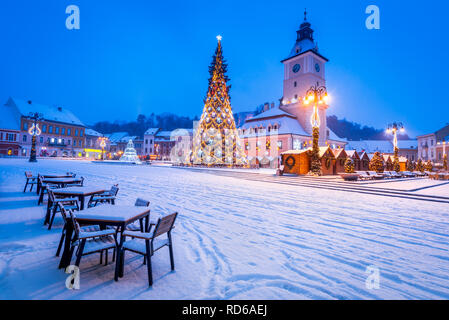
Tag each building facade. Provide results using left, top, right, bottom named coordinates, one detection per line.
left=2, top=98, right=86, bottom=157
left=417, top=124, right=449, bottom=162
left=239, top=15, right=346, bottom=167
left=345, top=140, right=418, bottom=162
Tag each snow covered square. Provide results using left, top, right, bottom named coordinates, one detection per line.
left=1, top=158, right=449, bottom=299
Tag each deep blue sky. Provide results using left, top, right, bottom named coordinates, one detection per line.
left=0, top=0, right=448, bottom=137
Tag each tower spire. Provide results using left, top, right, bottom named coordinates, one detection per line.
left=304, top=8, right=307, bottom=21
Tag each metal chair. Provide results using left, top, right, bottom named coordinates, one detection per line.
left=116, top=212, right=178, bottom=286
left=38, top=177, right=59, bottom=205
left=23, top=172, right=38, bottom=192
left=125, top=198, right=151, bottom=232
left=87, top=184, right=119, bottom=207
left=68, top=210, right=118, bottom=267
left=66, top=176, right=84, bottom=187
left=47, top=189, right=79, bottom=230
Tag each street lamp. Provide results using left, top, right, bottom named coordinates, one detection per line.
left=98, top=136, right=107, bottom=160
left=386, top=122, right=404, bottom=172
left=304, top=82, right=329, bottom=175
left=26, top=112, right=43, bottom=162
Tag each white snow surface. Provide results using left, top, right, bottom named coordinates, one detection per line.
left=0, top=159, right=449, bottom=300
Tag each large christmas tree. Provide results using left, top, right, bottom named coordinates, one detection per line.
left=190, top=36, right=248, bottom=167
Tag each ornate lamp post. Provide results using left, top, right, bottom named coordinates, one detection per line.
left=438, top=140, right=447, bottom=170
left=386, top=122, right=404, bottom=172
left=99, top=136, right=107, bottom=160
left=304, top=82, right=329, bottom=176
left=26, top=112, right=43, bottom=162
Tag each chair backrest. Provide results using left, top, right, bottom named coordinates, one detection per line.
left=153, top=212, right=178, bottom=238
left=68, top=210, right=81, bottom=238
left=57, top=202, right=70, bottom=223
left=79, top=177, right=84, bottom=186
left=48, top=189, right=55, bottom=202
left=110, top=184, right=119, bottom=196
left=67, top=172, right=76, bottom=177
left=135, top=198, right=150, bottom=207
left=25, top=171, right=33, bottom=178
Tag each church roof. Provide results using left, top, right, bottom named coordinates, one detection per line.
left=281, top=12, right=328, bottom=62
left=245, top=107, right=295, bottom=122
left=240, top=114, right=309, bottom=138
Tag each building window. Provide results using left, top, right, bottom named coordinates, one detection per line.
left=75, top=129, right=78, bottom=136
left=80, top=130, right=83, bottom=137
left=67, top=139, right=71, bottom=145
left=79, top=140, right=82, bottom=147
left=61, top=128, right=65, bottom=135
left=277, top=141, right=282, bottom=149
left=42, top=124, right=47, bottom=133
left=55, top=127, right=59, bottom=134
left=40, top=137, right=43, bottom=143
left=23, top=135, right=27, bottom=142
left=294, top=81, right=297, bottom=87
left=23, top=122, right=28, bottom=130
left=49, top=126, right=53, bottom=133
left=68, top=128, right=71, bottom=135
left=145, top=139, right=148, bottom=144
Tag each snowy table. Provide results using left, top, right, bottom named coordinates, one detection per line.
left=36, top=174, right=74, bottom=194
left=58, top=205, right=152, bottom=271
left=42, top=177, right=82, bottom=188
left=52, top=186, right=105, bottom=210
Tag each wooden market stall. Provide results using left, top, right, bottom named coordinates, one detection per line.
left=345, top=150, right=360, bottom=170
left=359, top=151, right=370, bottom=171
left=383, top=155, right=393, bottom=171
left=318, top=146, right=336, bottom=176
left=332, top=148, right=348, bottom=174
left=281, top=150, right=310, bottom=175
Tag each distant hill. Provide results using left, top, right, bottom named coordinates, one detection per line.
left=326, top=115, right=411, bottom=141
left=91, top=112, right=410, bottom=141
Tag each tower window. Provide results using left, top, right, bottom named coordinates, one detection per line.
left=294, top=81, right=297, bottom=87
left=295, top=94, right=298, bottom=99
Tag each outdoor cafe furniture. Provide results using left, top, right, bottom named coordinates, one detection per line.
left=51, top=186, right=106, bottom=210
left=23, top=172, right=38, bottom=192
left=116, top=212, right=178, bottom=286
left=38, top=177, right=83, bottom=205
left=355, top=171, right=371, bottom=180
left=367, top=171, right=384, bottom=180
left=58, top=204, right=152, bottom=270
left=67, top=209, right=118, bottom=268
left=126, top=198, right=151, bottom=232
left=36, top=173, right=76, bottom=195
left=87, top=184, right=119, bottom=208
left=46, top=189, right=79, bottom=230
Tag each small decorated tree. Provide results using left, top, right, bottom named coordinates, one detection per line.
left=344, top=157, right=355, bottom=173
left=443, top=154, right=448, bottom=171
left=424, top=160, right=433, bottom=172
left=406, top=160, right=415, bottom=172
left=416, top=159, right=424, bottom=172
left=393, top=147, right=400, bottom=172
left=309, top=127, right=322, bottom=176
left=369, top=151, right=385, bottom=173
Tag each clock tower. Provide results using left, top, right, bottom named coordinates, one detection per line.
left=280, top=11, right=330, bottom=144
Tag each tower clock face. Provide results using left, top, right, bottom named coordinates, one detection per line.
left=292, top=64, right=301, bottom=73
left=315, top=63, right=320, bottom=72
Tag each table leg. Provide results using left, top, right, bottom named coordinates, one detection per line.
left=44, top=198, right=52, bottom=225
left=115, top=225, right=125, bottom=280
left=59, top=221, right=74, bottom=269
left=145, top=216, right=149, bottom=233
left=79, top=196, right=85, bottom=210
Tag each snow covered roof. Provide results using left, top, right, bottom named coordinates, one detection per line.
left=241, top=115, right=309, bottom=138
left=327, top=128, right=347, bottom=143
left=85, top=128, right=102, bottom=137
left=245, top=107, right=294, bottom=122
left=6, top=97, right=84, bottom=127
left=171, top=128, right=193, bottom=137
left=0, top=102, right=21, bottom=130
left=119, top=135, right=139, bottom=143
left=144, top=128, right=159, bottom=135
left=397, top=140, right=418, bottom=150
left=345, top=140, right=394, bottom=154
left=333, top=148, right=347, bottom=158
left=106, top=132, right=129, bottom=143
left=281, top=149, right=310, bottom=155
left=345, top=150, right=360, bottom=159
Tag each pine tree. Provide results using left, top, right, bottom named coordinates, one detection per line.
left=406, top=160, right=415, bottom=172
left=190, top=37, right=247, bottom=167
left=424, top=160, right=433, bottom=172
left=393, top=147, right=400, bottom=172
left=369, top=151, right=384, bottom=173
left=344, top=157, right=355, bottom=173
left=416, top=159, right=424, bottom=172
left=309, top=127, right=322, bottom=175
